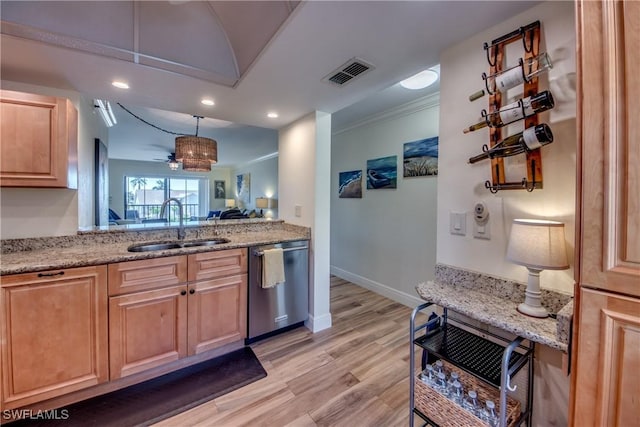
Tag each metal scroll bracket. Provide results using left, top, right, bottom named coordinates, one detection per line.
left=484, top=160, right=542, bottom=194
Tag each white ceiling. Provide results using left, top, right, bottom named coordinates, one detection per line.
left=0, top=1, right=538, bottom=166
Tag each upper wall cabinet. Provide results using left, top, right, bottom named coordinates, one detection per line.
left=0, top=90, right=78, bottom=188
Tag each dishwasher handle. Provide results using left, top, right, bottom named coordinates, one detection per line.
left=252, top=246, right=308, bottom=257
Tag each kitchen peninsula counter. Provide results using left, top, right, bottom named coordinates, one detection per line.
left=0, top=220, right=310, bottom=275
left=417, top=264, right=573, bottom=352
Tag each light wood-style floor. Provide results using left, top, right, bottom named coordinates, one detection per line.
left=155, top=276, right=424, bottom=427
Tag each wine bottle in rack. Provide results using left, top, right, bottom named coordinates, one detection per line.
left=468, top=52, right=553, bottom=101
left=467, top=123, right=553, bottom=164
left=463, top=90, right=554, bottom=134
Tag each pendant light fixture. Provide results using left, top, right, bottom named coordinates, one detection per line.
left=116, top=104, right=219, bottom=173
left=175, top=115, right=217, bottom=172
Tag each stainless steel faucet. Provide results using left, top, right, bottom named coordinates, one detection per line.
left=160, top=198, right=186, bottom=240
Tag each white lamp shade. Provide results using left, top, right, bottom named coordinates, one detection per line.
left=507, top=219, right=569, bottom=270
left=225, top=199, right=236, bottom=208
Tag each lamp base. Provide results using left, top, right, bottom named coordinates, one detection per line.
left=517, top=302, right=548, bottom=318
left=517, top=267, right=549, bottom=318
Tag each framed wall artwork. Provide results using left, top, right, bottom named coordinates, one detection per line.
left=403, top=136, right=439, bottom=177
left=366, top=155, right=397, bottom=189
left=94, top=138, right=109, bottom=226
left=214, top=180, right=226, bottom=199
left=338, top=170, right=362, bottom=198
left=236, top=173, right=250, bottom=208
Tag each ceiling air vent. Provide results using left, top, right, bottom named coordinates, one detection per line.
left=323, top=58, right=374, bottom=86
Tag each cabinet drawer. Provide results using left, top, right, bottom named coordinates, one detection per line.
left=108, top=256, right=187, bottom=296
left=188, top=248, right=247, bottom=282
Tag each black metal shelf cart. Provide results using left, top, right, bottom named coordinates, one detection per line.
left=410, top=302, right=534, bottom=426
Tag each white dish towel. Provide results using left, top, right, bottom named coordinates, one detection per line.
left=262, top=248, right=285, bottom=288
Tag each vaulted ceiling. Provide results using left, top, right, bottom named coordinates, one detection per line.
left=1, top=1, right=539, bottom=165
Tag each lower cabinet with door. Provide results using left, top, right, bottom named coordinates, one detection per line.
left=0, top=266, right=109, bottom=410
left=107, top=249, right=248, bottom=380
left=0, top=247, right=249, bottom=411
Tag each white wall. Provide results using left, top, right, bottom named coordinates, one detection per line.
left=0, top=80, right=107, bottom=238
left=437, top=1, right=576, bottom=295
left=330, top=96, right=440, bottom=307
left=279, top=111, right=332, bottom=332
left=108, top=159, right=232, bottom=217
left=231, top=155, right=278, bottom=217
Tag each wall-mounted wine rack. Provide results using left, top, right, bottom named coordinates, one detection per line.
left=482, top=20, right=543, bottom=193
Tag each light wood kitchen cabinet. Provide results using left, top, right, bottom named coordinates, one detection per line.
left=0, top=266, right=108, bottom=409
left=109, top=285, right=188, bottom=379
left=187, top=274, right=247, bottom=355
left=108, top=255, right=188, bottom=296
left=187, top=249, right=248, bottom=355
left=571, top=1, right=640, bottom=425
left=108, top=256, right=189, bottom=379
left=108, top=249, right=248, bottom=379
left=0, top=90, right=78, bottom=188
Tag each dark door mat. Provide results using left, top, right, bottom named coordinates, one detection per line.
left=8, top=347, right=267, bottom=427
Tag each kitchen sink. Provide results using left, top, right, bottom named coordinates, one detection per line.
left=127, top=238, right=230, bottom=252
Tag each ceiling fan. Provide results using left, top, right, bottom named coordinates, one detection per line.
left=153, top=153, right=180, bottom=171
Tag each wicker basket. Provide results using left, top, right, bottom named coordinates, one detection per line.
left=414, top=360, right=521, bottom=427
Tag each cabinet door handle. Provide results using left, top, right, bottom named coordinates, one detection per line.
left=37, top=271, right=65, bottom=278
left=189, top=289, right=195, bottom=294
left=180, top=290, right=187, bottom=296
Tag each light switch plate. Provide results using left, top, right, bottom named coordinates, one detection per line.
left=449, top=212, right=466, bottom=236
left=295, top=205, right=302, bottom=217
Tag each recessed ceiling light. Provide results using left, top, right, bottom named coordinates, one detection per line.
left=267, top=112, right=278, bottom=118
left=112, top=81, right=129, bottom=89
left=201, top=99, right=215, bottom=106
left=399, top=69, right=438, bottom=90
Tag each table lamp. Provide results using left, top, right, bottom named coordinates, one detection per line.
left=506, top=219, right=569, bottom=318
left=225, top=199, right=236, bottom=209
left=255, top=197, right=268, bottom=216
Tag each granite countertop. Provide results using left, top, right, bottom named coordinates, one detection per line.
left=416, top=281, right=566, bottom=351
left=417, top=264, right=574, bottom=352
left=0, top=222, right=310, bottom=276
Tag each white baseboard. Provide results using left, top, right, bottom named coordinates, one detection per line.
left=330, top=266, right=425, bottom=308
left=305, top=312, right=332, bottom=333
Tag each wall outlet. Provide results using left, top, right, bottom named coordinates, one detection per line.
left=294, top=205, right=302, bottom=217
left=473, top=221, right=491, bottom=240
left=449, top=212, right=466, bottom=236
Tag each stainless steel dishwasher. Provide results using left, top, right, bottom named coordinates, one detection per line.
left=247, top=240, right=309, bottom=342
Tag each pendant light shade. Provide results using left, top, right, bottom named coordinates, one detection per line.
left=175, top=135, right=217, bottom=171
left=181, top=157, right=214, bottom=172
left=174, top=115, right=218, bottom=172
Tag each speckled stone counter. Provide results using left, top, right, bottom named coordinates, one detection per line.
left=416, top=264, right=573, bottom=352
left=0, top=220, right=310, bottom=275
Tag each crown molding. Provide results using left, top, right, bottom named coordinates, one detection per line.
left=332, top=92, right=440, bottom=136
